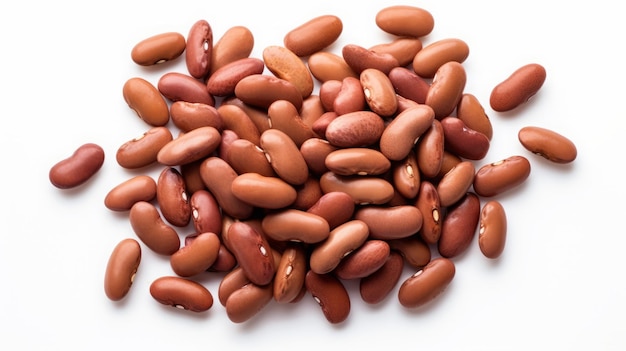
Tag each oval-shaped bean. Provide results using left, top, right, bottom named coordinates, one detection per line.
left=360, top=251, right=403, bottom=304
left=425, top=61, right=467, bottom=119
left=306, top=191, right=355, bottom=230
left=260, top=128, right=309, bottom=186
left=185, top=19, right=213, bottom=79
left=388, top=66, right=430, bottom=104
left=234, top=74, right=303, bottom=110
left=473, top=155, right=531, bottom=197
left=412, top=38, right=470, bottom=78
left=180, top=159, right=206, bottom=194
left=319, top=172, right=394, bottom=205
left=398, top=257, right=455, bottom=308
left=355, top=205, right=423, bottom=240
left=375, top=5, right=434, bottom=38
left=104, top=175, right=157, bottom=211
left=440, top=117, right=490, bottom=160
left=387, top=235, right=431, bottom=268
left=325, top=148, right=391, bottom=176
left=226, top=138, right=276, bottom=177
left=156, top=167, right=191, bottom=227
left=334, top=239, right=390, bottom=280
left=218, top=267, right=250, bottom=306
left=305, top=270, right=350, bottom=324
left=122, top=77, right=170, bottom=126
left=518, top=126, right=577, bottom=163
left=415, top=120, right=445, bottom=178
left=263, top=45, right=314, bottom=98
left=370, top=37, right=423, bottom=67
left=157, top=72, right=214, bottom=106
left=49, top=143, right=105, bottom=189
left=273, top=243, right=307, bottom=303
left=199, top=157, right=254, bottom=219
left=360, top=68, right=397, bottom=117
left=231, top=173, right=297, bottom=209
left=225, top=282, right=273, bottom=323
left=479, top=200, right=507, bottom=259
left=309, top=219, right=369, bottom=274
left=116, top=127, right=173, bottom=169
left=206, top=57, right=265, bottom=97
left=104, top=238, right=141, bottom=301
left=392, top=151, right=420, bottom=199
left=149, top=276, right=213, bottom=312
left=415, top=181, right=442, bottom=245
left=307, top=52, right=357, bottom=82
left=333, top=76, right=367, bottom=116
left=300, top=137, right=337, bottom=175
left=170, top=232, right=220, bottom=277
left=457, top=93, right=493, bottom=140
left=490, top=63, right=546, bottom=112
left=131, top=32, right=186, bottom=66
left=157, top=126, right=221, bottom=166
left=436, top=160, right=475, bottom=207
left=129, top=201, right=180, bottom=256
left=189, top=189, right=222, bottom=235
left=284, top=15, right=343, bottom=57
left=169, top=101, right=223, bottom=133
left=262, top=209, right=330, bottom=244
left=210, top=25, right=254, bottom=76
left=217, top=104, right=262, bottom=146
left=438, top=192, right=480, bottom=258
left=267, top=99, right=317, bottom=147
left=342, top=43, right=399, bottom=75
left=325, top=110, right=385, bottom=148
left=379, top=105, right=435, bottom=161
left=226, top=221, right=275, bottom=286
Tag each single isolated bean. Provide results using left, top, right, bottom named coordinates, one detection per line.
left=49, top=143, right=105, bottom=189
left=518, top=126, right=577, bottom=163
left=398, top=257, right=456, bottom=308
left=104, top=238, right=141, bottom=301
left=473, top=155, right=531, bottom=197
left=490, top=63, right=546, bottom=112
left=130, top=32, right=186, bottom=66
left=479, top=200, right=507, bottom=259
left=149, top=276, right=213, bottom=312
left=375, top=5, right=435, bottom=38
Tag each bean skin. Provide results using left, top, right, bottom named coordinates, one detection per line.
left=104, top=175, right=157, bottom=211
left=398, top=257, right=455, bottom=308
left=149, top=276, right=213, bottom=312
left=49, top=143, right=105, bottom=189
left=129, top=201, right=180, bottom=256
left=490, top=63, right=546, bottom=112
left=104, top=238, right=141, bottom=301
left=284, top=15, right=343, bottom=57
left=305, top=270, right=351, bottom=324
left=438, top=192, right=480, bottom=258
left=189, top=189, right=222, bottom=235
left=359, top=251, right=404, bottom=304
left=185, top=19, right=213, bottom=79
left=473, top=155, right=531, bottom=197
left=518, top=126, right=577, bottom=163
left=131, top=32, right=186, bottom=66
left=226, top=222, right=276, bottom=286
left=479, top=200, right=507, bottom=259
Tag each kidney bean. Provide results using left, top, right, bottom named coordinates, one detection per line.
left=319, top=172, right=395, bottom=205
left=412, top=38, right=470, bottom=78
left=325, top=110, right=385, bottom=148
left=130, top=32, right=186, bottom=66
left=157, top=72, right=214, bottom=106
left=226, top=138, right=276, bottom=177
left=231, top=172, right=297, bottom=209
left=375, top=5, right=434, bottom=37
left=207, top=58, right=265, bottom=98
left=438, top=192, right=480, bottom=258
left=306, top=191, right=355, bottom=230
left=116, top=126, right=173, bottom=169
left=185, top=19, right=213, bottom=79
left=180, top=159, right=206, bottom=195
left=370, top=37, right=423, bottom=67
left=273, top=243, right=307, bottom=303
left=359, top=251, right=404, bottom=304
left=436, top=160, right=475, bottom=207
left=189, top=189, right=222, bottom=236
left=355, top=205, right=423, bottom=240
left=360, top=68, right=398, bottom=117
left=170, top=232, right=220, bottom=277
left=208, top=242, right=237, bottom=272
left=332, top=77, right=367, bottom=116
left=518, top=126, right=577, bottom=163
left=234, top=74, right=303, bottom=110
left=309, top=219, right=369, bottom=274
left=300, top=137, right=337, bottom=175
left=292, top=175, right=323, bottom=210
left=129, top=201, right=180, bottom=256
left=479, top=200, right=507, bottom=259
left=49, top=143, right=105, bottom=189
left=225, top=282, right=273, bottom=323
left=392, top=151, right=420, bottom=199
left=225, top=221, right=275, bottom=286
left=218, top=267, right=250, bottom=306
left=440, top=116, right=490, bottom=160
left=260, top=128, right=310, bottom=185
left=387, top=235, right=431, bottom=268
left=490, top=63, right=546, bottom=112
left=210, top=25, right=254, bottom=76
left=307, top=51, right=358, bottom=82
left=415, top=120, right=445, bottom=179
left=104, top=238, right=141, bottom=301
left=325, top=148, right=390, bottom=176
left=267, top=100, right=317, bottom=147
left=305, top=270, right=351, bottom=324
left=263, top=45, right=314, bottom=98
left=457, top=93, right=493, bottom=140
left=157, top=126, right=221, bottom=167
left=380, top=104, right=435, bottom=161
left=388, top=66, right=431, bottom=104
left=334, top=239, right=390, bottom=280
left=122, top=77, right=170, bottom=126
left=217, top=104, right=262, bottom=146
left=425, top=61, right=467, bottom=119
left=300, top=95, right=325, bottom=128
left=149, top=276, right=213, bottom=312
left=199, top=156, right=254, bottom=219
left=156, top=167, right=191, bottom=227
left=415, top=181, right=442, bottom=245
left=104, top=175, right=157, bottom=211
left=342, top=44, right=400, bottom=75
left=473, top=155, right=531, bottom=197
left=262, top=209, right=330, bottom=244
left=169, top=101, right=223, bottom=133
left=284, top=15, right=343, bottom=57
left=398, top=257, right=455, bottom=308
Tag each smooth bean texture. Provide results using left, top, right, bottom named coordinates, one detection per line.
left=49, top=143, right=105, bottom=189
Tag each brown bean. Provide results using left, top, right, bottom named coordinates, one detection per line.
left=206, top=57, right=265, bottom=97
left=189, top=189, right=222, bottom=236
left=234, top=74, right=303, bottom=110
left=375, top=5, right=434, bottom=37
left=412, top=38, right=470, bottom=78
left=104, top=238, right=141, bottom=301
left=359, top=251, right=403, bottom=304
left=170, top=232, right=220, bottom=277
left=273, top=243, right=307, bottom=303
left=415, top=120, right=445, bottom=179
left=180, top=159, right=206, bottom=194
left=199, top=156, right=254, bottom=219
left=129, top=201, right=180, bottom=256
left=306, top=191, right=355, bottom=229
left=185, top=19, right=213, bottom=79
left=360, top=68, right=398, bottom=117
left=355, top=205, right=422, bottom=240
left=425, top=61, right=467, bottom=119
left=156, top=167, right=191, bottom=227
left=307, top=52, right=358, bottom=82
left=457, top=93, right=493, bottom=140
left=334, top=239, right=390, bottom=280
left=226, top=138, right=276, bottom=177
left=309, top=219, right=369, bottom=274
left=210, top=26, right=254, bottom=76
left=231, top=173, right=297, bottom=209
left=392, top=151, right=420, bottom=199
left=267, top=99, right=317, bottom=147
left=284, top=15, right=343, bottom=57
left=479, top=200, right=507, bottom=259
left=387, top=235, right=431, bottom=268
left=130, top=32, right=186, bottom=66
left=319, top=172, right=394, bottom=205
left=218, top=267, right=250, bottom=306
left=116, top=127, right=173, bottom=169
left=122, top=77, right=170, bottom=126
left=415, top=181, right=442, bottom=245
left=440, top=117, right=490, bottom=160
left=325, top=148, right=391, bottom=176
left=370, top=37, right=423, bottom=67
left=438, top=192, right=480, bottom=258
left=104, top=175, right=157, bottom=211
left=300, top=94, right=325, bottom=128
left=325, top=110, right=385, bottom=148
left=157, top=72, right=214, bottom=106
left=149, top=276, right=213, bottom=312
left=305, top=270, right=350, bottom=324
left=263, top=45, right=314, bottom=98
left=319, top=79, right=342, bottom=111
left=262, top=209, right=330, bottom=244
left=300, top=137, right=337, bottom=175
left=342, top=44, right=400, bottom=75
left=380, top=104, right=435, bottom=161
left=208, top=243, right=237, bottom=272
left=398, top=257, right=455, bottom=308
left=518, top=126, right=577, bottom=163
left=225, top=282, right=273, bottom=323
left=490, top=63, right=546, bottom=112
left=49, top=143, right=105, bottom=189
left=260, top=128, right=309, bottom=185
left=436, top=160, right=475, bottom=207
left=169, top=101, right=223, bottom=133
left=473, top=155, right=531, bottom=197
left=217, top=104, right=261, bottom=146
left=388, top=66, right=430, bottom=104
left=157, top=126, right=221, bottom=166
left=333, top=76, right=367, bottom=116
left=226, top=221, right=275, bottom=286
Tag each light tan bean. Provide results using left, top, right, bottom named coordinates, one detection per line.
left=375, top=5, right=435, bottom=37
left=263, top=45, right=314, bottom=98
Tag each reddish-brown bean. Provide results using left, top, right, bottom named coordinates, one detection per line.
left=156, top=167, right=191, bottom=227
left=438, top=192, right=480, bottom=258
left=479, top=200, right=507, bottom=259
left=157, top=72, right=215, bottom=106
left=490, top=63, right=546, bottom=112
left=185, top=19, right=213, bottom=79
left=355, top=205, right=423, bottom=240
left=334, top=239, right=390, bottom=280
left=398, top=257, right=455, bottom=308
left=189, top=189, right=222, bottom=236
left=412, top=38, right=470, bottom=78
left=104, top=175, right=157, bottom=211
left=226, top=222, right=275, bottom=286
left=149, top=276, right=213, bottom=312
left=518, top=126, right=577, bottom=163
left=325, top=110, right=385, bottom=148
left=284, top=15, right=343, bottom=57
left=473, top=155, right=531, bottom=197
left=210, top=26, right=254, bottom=75
left=131, top=32, right=186, bottom=66
left=122, top=77, right=170, bottom=126
left=49, top=143, right=105, bottom=189
left=375, top=5, right=435, bottom=38
left=104, top=238, right=141, bottom=301
left=157, top=126, right=221, bottom=166
left=305, top=270, right=351, bottom=324
left=440, top=117, right=490, bottom=161
left=129, top=201, right=180, bottom=256
left=170, top=232, right=220, bottom=277
left=116, top=127, right=173, bottom=169
left=206, top=57, right=265, bottom=97
left=169, top=101, right=223, bottom=133
left=359, top=251, right=404, bottom=304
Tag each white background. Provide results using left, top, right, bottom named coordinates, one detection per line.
left=1, top=1, right=624, bottom=350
